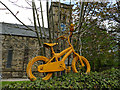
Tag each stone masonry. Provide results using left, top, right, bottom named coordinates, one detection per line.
left=1, top=22, right=49, bottom=78
left=2, top=35, right=41, bottom=78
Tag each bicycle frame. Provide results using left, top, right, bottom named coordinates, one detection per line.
left=48, top=47, right=72, bottom=63
left=37, top=47, right=72, bottom=72
left=38, top=41, right=84, bottom=73
left=27, top=24, right=90, bottom=81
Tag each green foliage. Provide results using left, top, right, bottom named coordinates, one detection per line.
left=2, top=68, right=120, bottom=89
left=80, top=26, right=118, bottom=71
left=72, top=1, right=119, bottom=72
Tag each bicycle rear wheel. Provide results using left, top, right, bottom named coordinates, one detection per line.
left=72, top=55, right=90, bottom=73
left=26, top=56, right=52, bottom=81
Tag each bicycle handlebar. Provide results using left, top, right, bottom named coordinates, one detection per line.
left=56, top=24, right=74, bottom=47
left=57, top=24, right=74, bottom=39
left=57, top=35, right=67, bottom=40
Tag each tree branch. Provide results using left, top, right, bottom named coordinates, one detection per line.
left=46, top=1, right=52, bottom=43
left=0, top=1, right=35, bottom=32
left=40, top=0, right=47, bottom=41
left=113, top=16, right=120, bottom=23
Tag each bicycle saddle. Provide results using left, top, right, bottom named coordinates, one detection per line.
left=43, top=43, right=58, bottom=47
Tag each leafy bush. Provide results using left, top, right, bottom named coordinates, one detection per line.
left=2, top=68, right=120, bottom=89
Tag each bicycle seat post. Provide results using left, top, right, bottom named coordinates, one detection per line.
left=51, top=47, right=55, bottom=55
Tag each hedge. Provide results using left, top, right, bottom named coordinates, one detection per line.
left=2, top=68, right=120, bottom=89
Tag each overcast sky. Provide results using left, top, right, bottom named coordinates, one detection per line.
left=0, top=0, right=48, bottom=27
left=0, top=0, right=117, bottom=28
left=0, top=0, right=75, bottom=28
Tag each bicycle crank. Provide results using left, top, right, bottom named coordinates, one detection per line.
left=38, top=61, right=66, bottom=73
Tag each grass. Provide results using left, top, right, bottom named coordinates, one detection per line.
left=2, top=81, right=31, bottom=88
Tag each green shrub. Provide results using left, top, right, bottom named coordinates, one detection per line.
left=2, top=68, right=120, bottom=89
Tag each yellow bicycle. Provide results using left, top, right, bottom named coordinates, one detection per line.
left=26, top=24, right=90, bottom=81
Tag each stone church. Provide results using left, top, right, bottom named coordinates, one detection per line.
left=1, top=2, right=73, bottom=78
left=0, top=22, right=49, bottom=78
left=49, top=2, right=73, bottom=37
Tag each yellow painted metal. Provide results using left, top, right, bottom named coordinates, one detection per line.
left=57, top=35, right=67, bottom=40
left=38, top=61, right=65, bottom=72
left=26, top=56, right=53, bottom=81
left=54, top=47, right=72, bottom=58
left=26, top=24, right=91, bottom=81
left=72, top=55, right=90, bottom=73
left=61, top=49, right=73, bottom=62
left=42, top=73, right=53, bottom=80
left=43, top=43, right=58, bottom=47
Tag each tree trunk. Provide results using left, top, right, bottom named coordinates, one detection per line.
left=32, top=0, right=44, bottom=56
left=76, top=2, right=85, bottom=55
left=51, top=1, right=55, bottom=42
left=34, top=1, right=44, bottom=56
left=68, top=0, right=72, bottom=68
left=58, top=1, right=61, bottom=36
left=47, top=1, right=52, bottom=43
left=39, top=0, right=47, bottom=56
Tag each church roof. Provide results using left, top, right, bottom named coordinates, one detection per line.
left=0, top=22, right=49, bottom=38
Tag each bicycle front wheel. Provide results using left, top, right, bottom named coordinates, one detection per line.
left=26, top=56, right=52, bottom=81
left=72, top=55, right=90, bottom=73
